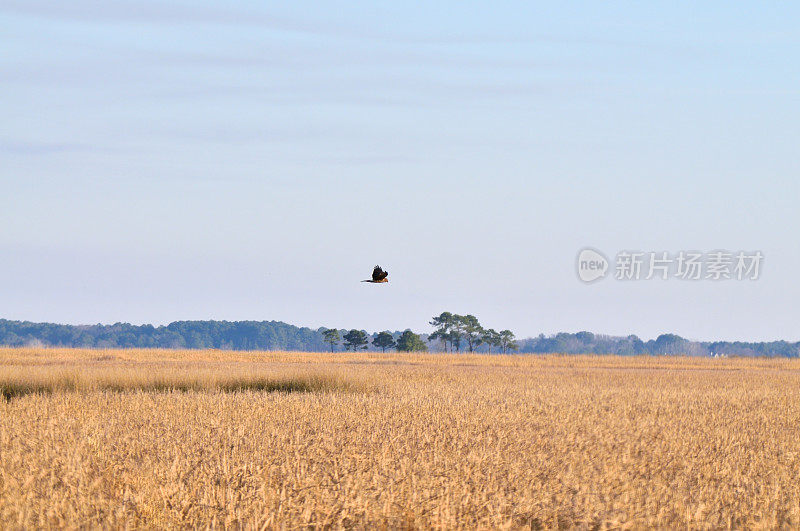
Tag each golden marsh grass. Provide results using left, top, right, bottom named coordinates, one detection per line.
left=1, top=347, right=799, bottom=528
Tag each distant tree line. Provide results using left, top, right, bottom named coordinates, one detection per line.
left=0, top=318, right=797, bottom=357
left=321, top=328, right=427, bottom=352
left=515, top=332, right=800, bottom=358
left=0, top=319, right=327, bottom=351
left=427, top=312, right=517, bottom=353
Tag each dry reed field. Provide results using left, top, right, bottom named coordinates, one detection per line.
left=1, top=347, right=799, bottom=528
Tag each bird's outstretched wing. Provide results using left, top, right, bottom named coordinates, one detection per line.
left=372, top=265, right=385, bottom=282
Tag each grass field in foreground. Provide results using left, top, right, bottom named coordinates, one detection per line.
left=1, top=348, right=799, bottom=528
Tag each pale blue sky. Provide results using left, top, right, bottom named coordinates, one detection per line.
left=2, top=1, right=798, bottom=340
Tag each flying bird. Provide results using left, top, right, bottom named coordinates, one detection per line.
left=362, top=265, right=389, bottom=283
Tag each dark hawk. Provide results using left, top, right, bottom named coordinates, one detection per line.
left=362, top=265, right=389, bottom=283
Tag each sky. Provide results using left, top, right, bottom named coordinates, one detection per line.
left=2, top=1, right=799, bottom=341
